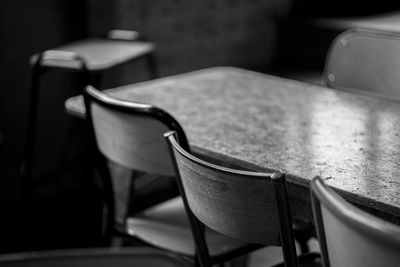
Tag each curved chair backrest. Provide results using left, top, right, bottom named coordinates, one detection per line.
left=83, top=86, right=189, bottom=242
left=310, top=176, right=400, bottom=267
left=165, top=131, right=298, bottom=267
left=323, top=28, right=400, bottom=100
left=0, top=247, right=190, bottom=267
left=83, top=86, right=189, bottom=176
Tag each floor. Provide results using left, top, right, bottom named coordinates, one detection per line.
left=248, top=238, right=320, bottom=267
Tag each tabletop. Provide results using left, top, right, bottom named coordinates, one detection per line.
left=65, top=66, right=400, bottom=223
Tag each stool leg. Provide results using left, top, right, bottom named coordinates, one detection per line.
left=95, top=150, right=115, bottom=246
left=21, top=62, right=43, bottom=250
left=146, top=53, right=158, bottom=79
left=55, top=70, right=101, bottom=167
left=55, top=63, right=97, bottom=167
left=22, top=64, right=43, bottom=193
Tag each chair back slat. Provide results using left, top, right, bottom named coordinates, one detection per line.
left=311, top=176, right=400, bottom=267
left=84, top=86, right=188, bottom=176
left=91, top=103, right=173, bottom=175
left=324, top=28, right=400, bottom=100
left=167, top=132, right=283, bottom=246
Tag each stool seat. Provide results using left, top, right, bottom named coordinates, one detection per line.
left=30, top=38, right=155, bottom=71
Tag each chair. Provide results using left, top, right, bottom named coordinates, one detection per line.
left=323, top=28, right=400, bottom=100
left=313, top=11, right=400, bottom=34
left=310, top=176, right=400, bottom=267
left=23, top=29, right=157, bottom=187
left=83, top=86, right=262, bottom=265
left=165, top=131, right=320, bottom=267
left=0, top=247, right=190, bottom=267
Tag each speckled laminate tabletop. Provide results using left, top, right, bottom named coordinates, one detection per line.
left=65, top=66, right=400, bottom=222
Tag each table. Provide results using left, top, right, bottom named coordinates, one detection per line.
left=66, top=66, right=400, bottom=223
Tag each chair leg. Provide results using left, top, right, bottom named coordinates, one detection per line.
left=146, top=53, right=158, bottom=79
left=96, top=154, right=115, bottom=246
left=296, top=234, right=310, bottom=254
left=55, top=71, right=102, bottom=171
left=22, top=64, right=43, bottom=192
left=293, top=220, right=316, bottom=254
left=271, top=252, right=321, bottom=267
left=294, top=231, right=310, bottom=254
left=194, top=253, right=201, bottom=267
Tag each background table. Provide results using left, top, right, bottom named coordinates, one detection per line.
left=66, top=67, right=400, bottom=224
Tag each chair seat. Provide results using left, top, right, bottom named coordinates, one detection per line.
left=31, top=38, right=155, bottom=71
left=126, top=197, right=258, bottom=258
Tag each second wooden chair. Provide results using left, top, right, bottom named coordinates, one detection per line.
left=165, top=131, right=320, bottom=267
left=310, top=176, right=400, bottom=267
left=323, top=28, right=400, bottom=100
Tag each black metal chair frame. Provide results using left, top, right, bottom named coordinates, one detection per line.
left=83, top=85, right=188, bottom=244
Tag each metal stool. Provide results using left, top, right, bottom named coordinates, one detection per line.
left=23, top=30, right=158, bottom=190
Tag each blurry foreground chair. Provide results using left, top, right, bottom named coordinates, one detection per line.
left=165, top=131, right=320, bottom=267
left=313, top=11, right=400, bottom=34
left=83, top=86, right=262, bottom=265
left=0, top=247, right=189, bottom=267
left=323, top=28, right=400, bottom=100
left=310, top=176, right=400, bottom=267
left=23, top=29, right=157, bottom=188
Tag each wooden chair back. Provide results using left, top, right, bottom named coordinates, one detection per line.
left=310, top=176, right=400, bottom=267
left=0, top=248, right=190, bottom=267
left=165, top=131, right=298, bottom=267
left=323, top=28, right=400, bottom=100
left=83, top=86, right=188, bottom=176
left=83, top=86, right=188, bottom=243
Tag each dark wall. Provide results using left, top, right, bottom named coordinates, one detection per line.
left=0, top=0, right=87, bottom=164
left=272, top=1, right=400, bottom=72
left=0, top=0, right=91, bottom=252
left=87, top=0, right=292, bottom=77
